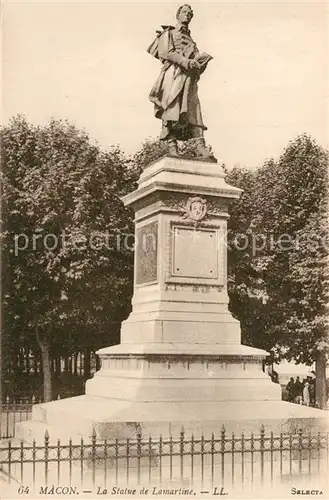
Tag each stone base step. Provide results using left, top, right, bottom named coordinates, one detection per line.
left=14, top=397, right=329, bottom=443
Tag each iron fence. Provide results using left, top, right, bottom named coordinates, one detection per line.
left=3, top=348, right=100, bottom=379
left=2, top=349, right=102, bottom=402
left=0, top=396, right=56, bottom=439
left=0, top=427, right=328, bottom=491
left=0, top=398, right=35, bottom=440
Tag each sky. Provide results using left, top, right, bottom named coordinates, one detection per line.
left=2, top=0, right=328, bottom=168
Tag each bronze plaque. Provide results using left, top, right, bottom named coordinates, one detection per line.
left=136, top=221, right=158, bottom=285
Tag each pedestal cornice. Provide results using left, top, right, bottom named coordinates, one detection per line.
left=121, top=156, right=242, bottom=209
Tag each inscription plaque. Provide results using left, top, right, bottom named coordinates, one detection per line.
left=136, top=221, right=158, bottom=285
left=173, top=227, right=218, bottom=279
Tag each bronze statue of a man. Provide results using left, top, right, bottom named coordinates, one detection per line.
left=147, top=5, right=213, bottom=159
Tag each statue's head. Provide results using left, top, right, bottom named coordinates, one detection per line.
left=176, top=4, right=194, bottom=25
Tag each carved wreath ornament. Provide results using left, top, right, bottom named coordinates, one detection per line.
left=184, top=197, right=207, bottom=225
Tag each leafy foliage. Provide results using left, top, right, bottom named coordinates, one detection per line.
left=1, top=116, right=135, bottom=399
left=226, top=135, right=328, bottom=405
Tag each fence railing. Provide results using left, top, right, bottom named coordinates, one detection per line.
left=0, top=427, right=328, bottom=491
left=0, top=400, right=33, bottom=440
left=1, top=349, right=102, bottom=402
left=3, top=349, right=100, bottom=378
left=0, top=396, right=60, bottom=439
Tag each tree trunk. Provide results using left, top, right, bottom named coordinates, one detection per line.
left=73, top=354, right=78, bottom=376
left=84, top=348, right=91, bottom=379
left=68, top=356, right=73, bottom=374
left=55, top=356, right=61, bottom=377
left=0, top=329, right=2, bottom=404
left=19, top=348, right=24, bottom=373
left=38, top=338, right=52, bottom=402
left=315, top=350, right=327, bottom=409
left=26, top=349, right=30, bottom=374
left=33, top=354, right=38, bottom=374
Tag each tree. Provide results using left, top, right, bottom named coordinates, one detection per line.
left=258, top=136, right=328, bottom=407
left=1, top=116, right=135, bottom=401
left=225, top=166, right=265, bottom=347
left=226, top=135, right=329, bottom=407
left=286, top=210, right=329, bottom=407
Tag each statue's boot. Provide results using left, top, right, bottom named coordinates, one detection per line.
left=167, top=139, right=179, bottom=157
left=195, top=137, right=217, bottom=162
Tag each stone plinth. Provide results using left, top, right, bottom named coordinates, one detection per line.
left=120, top=156, right=240, bottom=347
left=85, top=156, right=278, bottom=406
left=15, top=156, right=328, bottom=444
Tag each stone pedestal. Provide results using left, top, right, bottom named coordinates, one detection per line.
left=16, top=156, right=328, bottom=443
left=86, top=156, right=280, bottom=406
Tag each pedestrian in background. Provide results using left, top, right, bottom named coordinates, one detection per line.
left=303, top=381, right=310, bottom=406
left=294, top=376, right=303, bottom=404
left=286, top=377, right=295, bottom=402
left=307, top=376, right=315, bottom=406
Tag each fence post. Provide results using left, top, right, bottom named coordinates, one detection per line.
left=298, top=428, right=303, bottom=474
left=32, top=439, right=36, bottom=487
left=260, top=424, right=265, bottom=485
left=289, top=432, right=293, bottom=475
left=201, top=432, right=205, bottom=488
left=8, top=439, right=12, bottom=483
left=45, top=430, right=49, bottom=487
left=6, top=396, right=10, bottom=438
left=148, top=435, right=152, bottom=484
left=103, top=438, right=108, bottom=488
left=180, top=426, right=184, bottom=483
left=92, top=427, right=96, bottom=487
left=57, top=438, right=61, bottom=486
left=20, top=440, right=24, bottom=483
left=115, top=438, right=119, bottom=485
left=126, top=437, right=130, bottom=485
left=69, top=437, right=73, bottom=486
left=137, top=431, right=142, bottom=485
left=169, top=434, right=173, bottom=482
left=317, top=431, right=320, bottom=473
left=241, top=431, right=245, bottom=487
left=211, top=432, right=215, bottom=488
left=80, top=437, right=84, bottom=489
left=308, top=432, right=312, bottom=477
left=220, top=425, right=225, bottom=485
left=190, top=433, right=194, bottom=485
left=231, top=431, right=235, bottom=488
left=159, top=434, right=163, bottom=485
left=251, top=431, right=254, bottom=486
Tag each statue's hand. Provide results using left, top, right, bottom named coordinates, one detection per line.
left=189, top=60, right=201, bottom=71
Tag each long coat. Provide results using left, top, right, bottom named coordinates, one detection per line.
left=147, top=25, right=206, bottom=140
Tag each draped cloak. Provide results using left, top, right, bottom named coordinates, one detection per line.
left=147, top=25, right=207, bottom=140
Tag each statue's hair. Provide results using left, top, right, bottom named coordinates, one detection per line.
left=176, top=4, right=194, bottom=20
